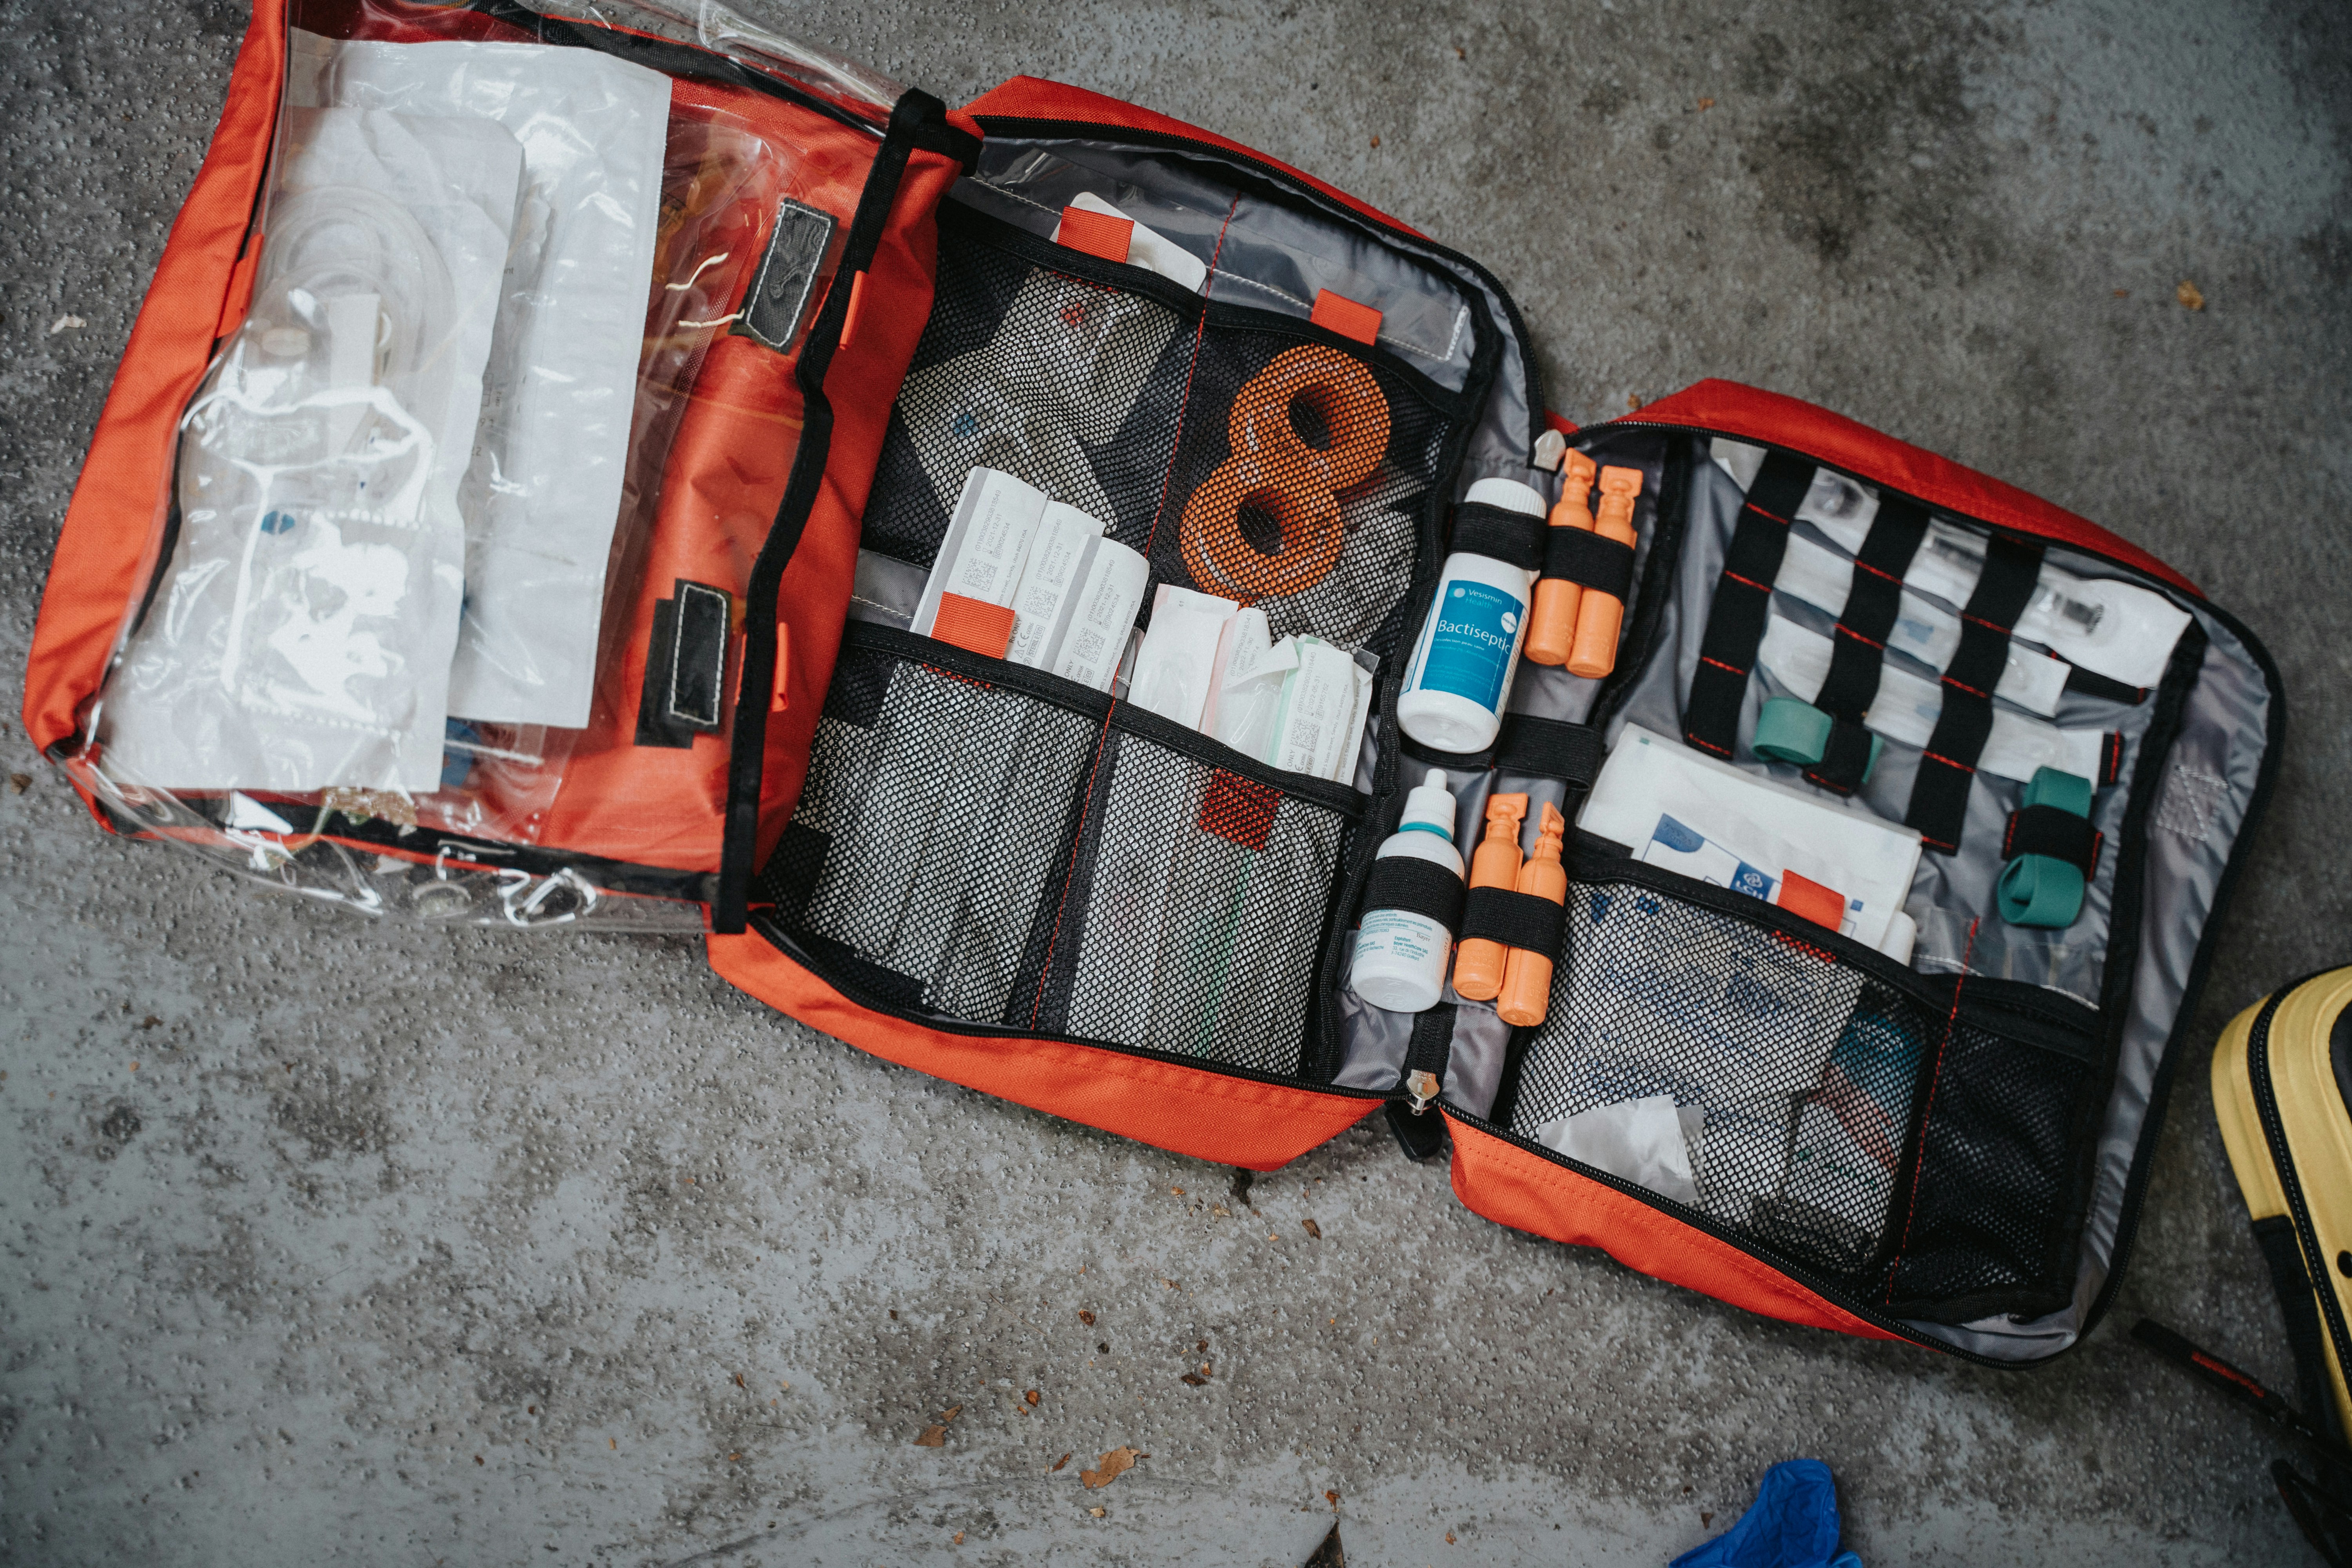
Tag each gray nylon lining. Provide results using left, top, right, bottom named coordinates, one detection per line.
left=954, top=136, right=1538, bottom=486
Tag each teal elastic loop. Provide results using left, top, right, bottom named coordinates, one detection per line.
left=2022, top=765, right=2094, bottom=817
left=1754, top=696, right=1833, bottom=766
left=1998, top=854, right=2086, bottom=927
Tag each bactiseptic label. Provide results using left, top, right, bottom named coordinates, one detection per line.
left=1419, top=580, right=1522, bottom=708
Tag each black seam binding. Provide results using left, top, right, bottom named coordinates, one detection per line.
left=715, top=89, right=946, bottom=934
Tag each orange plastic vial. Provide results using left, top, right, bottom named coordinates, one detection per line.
left=1524, top=451, right=1597, bottom=666
left=1497, top=801, right=1568, bottom=1027
left=1449, top=792, right=1527, bottom=1001
left=1565, top=466, right=1644, bottom=678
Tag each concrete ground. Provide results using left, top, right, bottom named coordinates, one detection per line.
left=3, top=0, right=2348, bottom=1562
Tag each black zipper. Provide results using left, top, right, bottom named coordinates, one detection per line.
left=838, top=621, right=1368, bottom=817
left=967, top=114, right=1546, bottom=466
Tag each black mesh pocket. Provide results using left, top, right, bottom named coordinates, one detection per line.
left=1508, top=878, right=1942, bottom=1286
left=1878, top=987, right=2103, bottom=1321
left=1154, top=321, right=1461, bottom=656
left=1030, top=720, right=1357, bottom=1074
left=759, top=637, right=1101, bottom=1024
left=862, top=205, right=1194, bottom=570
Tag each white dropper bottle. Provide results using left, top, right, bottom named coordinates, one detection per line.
left=1347, top=768, right=1463, bottom=1014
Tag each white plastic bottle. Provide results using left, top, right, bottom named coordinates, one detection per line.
left=1396, top=477, right=1546, bottom=753
left=1348, top=768, right=1463, bottom=1013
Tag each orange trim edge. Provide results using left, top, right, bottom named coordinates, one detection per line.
left=707, top=931, right=1381, bottom=1170
left=1445, top=1113, right=1908, bottom=1342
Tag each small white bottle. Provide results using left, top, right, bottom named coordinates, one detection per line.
left=1396, top=477, right=1546, bottom=753
left=1348, top=768, right=1463, bottom=1013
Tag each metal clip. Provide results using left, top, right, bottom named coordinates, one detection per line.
left=1406, top=1069, right=1442, bottom=1115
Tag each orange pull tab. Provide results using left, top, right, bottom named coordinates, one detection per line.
left=1054, top=203, right=1136, bottom=265
left=769, top=621, right=791, bottom=713
left=214, top=234, right=264, bottom=340
left=836, top=270, right=868, bottom=349
left=1309, top=289, right=1381, bottom=346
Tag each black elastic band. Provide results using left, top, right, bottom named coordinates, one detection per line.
left=1539, top=527, right=1635, bottom=600
left=715, top=89, right=944, bottom=933
left=1362, top=853, right=1466, bottom=934
left=1904, top=534, right=2045, bottom=853
left=1683, top=452, right=1815, bottom=759
left=2064, top=664, right=2147, bottom=706
left=1493, top=715, right=1605, bottom=788
left=1449, top=501, right=1546, bottom=573
left=2002, top=804, right=2102, bottom=875
left=1458, top=886, right=1566, bottom=961
left=1805, top=497, right=1928, bottom=793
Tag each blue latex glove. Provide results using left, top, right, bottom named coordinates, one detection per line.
left=1670, top=1459, right=1859, bottom=1568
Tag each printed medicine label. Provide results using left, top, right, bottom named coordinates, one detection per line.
left=1419, top=581, right=1522, bottom=708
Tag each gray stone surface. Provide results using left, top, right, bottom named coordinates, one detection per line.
left=2, top=0, right=2347, bottom=1563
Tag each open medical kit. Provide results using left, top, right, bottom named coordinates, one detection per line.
left=26, top=0, right=2283, bottom=1367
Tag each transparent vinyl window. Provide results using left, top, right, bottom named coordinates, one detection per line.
left=71, top=0, right=894, bottom=928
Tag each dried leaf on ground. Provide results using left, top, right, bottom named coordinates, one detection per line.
left=8, top=774, right=29, bottom=794
left=1025, top=1390, right=1041, bottom=1406
left=1170, top=1187, right=1185, bottom=1196
left=1089, top=1506, right=1106, bottom=1518
left=953, top=1532, right=964, bottom=1544
left=1211, top=1204, right=1231, bottom=1217
left=914, top=1426, right=947, bottom=1447
left=1051, top=1452, right=1072, bottom=1472
left=1702, top=1512, right=1715, bottom=1527
left=2177, top=279, right=2205, bottom=310
left=1078, top=1309, right=1096, bottom=1326
left=1301, top=1218, right=1322, bottom=1239
left=1325, top=1489, right=1340, bottom=1510
left=1080, top=1446, right=1145, bottom=1488
left=1181, top=1373, right=1207, bottom=1387
left=1698, top=97, right=1715, bottom=110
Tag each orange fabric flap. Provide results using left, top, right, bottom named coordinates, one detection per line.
left=707, top=930, right=1380, bottom=1170
left=1445, top=1114, right=1907, bottom=1342
left=1310, top=289, right=1381, bottom=346
left=1054, top=203, right=1134, bottom=264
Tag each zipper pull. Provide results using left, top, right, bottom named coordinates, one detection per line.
left=1406, top=1069, right=1442, bottom=1114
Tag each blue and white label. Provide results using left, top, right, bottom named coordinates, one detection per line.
left=1416, top=580, right=1523, bottom=709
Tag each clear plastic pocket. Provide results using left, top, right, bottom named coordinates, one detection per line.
left=70, top=2, right=909, bottom=926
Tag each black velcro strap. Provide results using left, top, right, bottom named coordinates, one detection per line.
left=1363, top=854, right=1465, bottom=934
left=1539, top=526, right=1635, bottom=600
left=1450, top=501, right=1547, bottom=573
left=1684, top=452, right=1814, bottom=759
left=1805, top=498, right=1928, bottom=793
left=1905, top=534, right=2045, bottom=852
left=1458, top=886, right=1566, bottom=962
left=1802, top=718, right=1880, bottom=796
left=2002, top=803, right=2102, bottom=876
left=1494, top=715, right=1605, bottom=788
left=635, top=578, right=733, bottom=749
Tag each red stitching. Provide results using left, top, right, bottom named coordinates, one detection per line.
left=1744, top=503, right=1792, bottom=526
left=1921, top=750, right=1975, bottom=773
left=1723, top=571, right=1771, bottom=593
left=1834, top=624, right=1886, bottom=651
left=1885, top=917, right=1977, bottom=1302
left=1939, top=675, right=1988, bottom=699
left=1961, top=612, right=2008, bottom=633
left=1686, top=732, right=1733, bottom=757
left=1699, top=655, right=1747, bottom=676
left=1027, top=193, right=1241, bottom=1028
left=1854, top=559, right=1902, bottom=584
